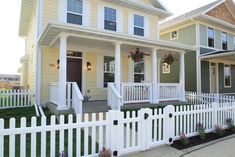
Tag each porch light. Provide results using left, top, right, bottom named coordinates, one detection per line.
left=87, top=62, right=92, bottom=71
left=57, top=59, right=60, bottom=69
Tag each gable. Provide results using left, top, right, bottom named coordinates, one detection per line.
left=206, top=3, right=235, bottom=25
left=129, top=0, right=168, bottom=11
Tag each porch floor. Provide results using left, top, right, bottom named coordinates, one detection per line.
left=83, top=100, right=187, bottom=113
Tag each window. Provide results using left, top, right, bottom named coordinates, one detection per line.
left=67, top=0, right=83, bottom=25
left=104, top=7, right=116, bottom=31
left=208, top=27, right=214, bottom=47
left=170, top=30, right=178, bottom=40
left=233, top=35, right=235, bottom=50
left=104, top=56, right=115, bottom=87
left=224, top=64, right=231, bottom=87
left=134, top=61, right=144, bottom=82
left=222, top=32, right=228, bottom=50
left=134, top=14, right=144, bottom=36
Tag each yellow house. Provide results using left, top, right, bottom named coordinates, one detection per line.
left=19, top=0, right=195, bottom=113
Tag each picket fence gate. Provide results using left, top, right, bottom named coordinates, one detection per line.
left=0, top=102, right=235, bottom=157
left=0, top=89, right=33, bottom=109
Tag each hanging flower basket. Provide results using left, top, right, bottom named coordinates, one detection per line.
left=128, top=48, right=146, bottom=62
left=162, top=53, right=176, bottom=65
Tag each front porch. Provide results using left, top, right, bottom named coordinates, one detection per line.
left=38, top=22, right=194, bottom=114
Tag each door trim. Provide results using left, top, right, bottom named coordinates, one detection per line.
left=209, top=62, right=219, bottom=93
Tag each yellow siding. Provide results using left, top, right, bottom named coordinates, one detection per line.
left=41, top=47, right=59, bottom=103
left=25, top=6, right=37, bottom=92
left=42, top=0, right=58, bottom=29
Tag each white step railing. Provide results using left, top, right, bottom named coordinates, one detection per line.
left=49, top=82, right=83, bottom=114
left=0, top=89, right=33, bottom=109
left=107, top=83, right=122, bottom=110
left=69, top=82, right=83, bottom=114
left=159, top=83, right=181, bottom=101
left=121, top=83, right=152, bottom=104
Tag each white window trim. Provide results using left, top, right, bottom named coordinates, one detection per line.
left=207, top=27, right=215, bottom=48
left=170, top=30, right=178, bottom=40
left=133, top=14, right=145, bottom=37
left=224, top=64, right=232, bottom=88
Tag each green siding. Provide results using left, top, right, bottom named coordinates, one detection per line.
left=160, top=55, right=179, bottom=83
left=219, top=63, right=235, bottom=93
left=200, top=24, right=207, bottom=46
left=215, top=29, right=221, bottom=49
left=201, top=61, right=210, bottom=93
left=160, top=24, right=196, bottom=46
left=185, top=52, right=197, bottom=92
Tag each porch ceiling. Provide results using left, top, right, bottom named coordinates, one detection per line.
left=201, top=51, right=235, bottom=64
left=38, top=22, right=196, bottom=53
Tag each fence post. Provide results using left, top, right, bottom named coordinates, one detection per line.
left=164, top=105, right=175, bottom=145
left=212, top=102, right=218, bottom=130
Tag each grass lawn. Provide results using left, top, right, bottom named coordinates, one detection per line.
left=0, top=107, right=99, bottom=157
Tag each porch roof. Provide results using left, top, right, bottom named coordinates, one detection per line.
left=38, top=22, right=196, bottom=52
left=201, top=50, right=235, bottom=64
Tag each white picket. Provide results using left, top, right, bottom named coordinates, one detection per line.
left=20, top=118, right=26, bottom=157
left=31, top=117, right=37, bottom=157
left=41, top=116, right=47, bottom=157
left=9, top=118, right=15, bottom=157
left=0, top=119, right=4, bottom=157
left=68, top=115, right=73, bottom=157
left=50, top=116, right=56, bottom=157
left=59, top=115, right=65, bottom=153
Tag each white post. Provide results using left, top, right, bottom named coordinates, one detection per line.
left=58, top=34, right=68, bottom=110
left=114, top=42, right=121, bottom=92
left=180, top=52, right=186, bottom=101
left=152, top=48, right=159, bottom=103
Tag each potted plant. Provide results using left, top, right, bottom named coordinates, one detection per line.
left=129, top=48, right=145, bottom=62
left=162, top=53, right=176, bottom=65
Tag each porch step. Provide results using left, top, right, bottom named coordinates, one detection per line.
left=46, top=102, right=75, bottom=119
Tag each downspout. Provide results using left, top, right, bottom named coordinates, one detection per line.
left=35, top=0, right=43, bottom=106
left=191, top=17, right=202, bottom=93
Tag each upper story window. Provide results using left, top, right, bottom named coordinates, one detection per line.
left=104, top=7, right=117, bottom=31
left=233, top=35, right=235, bottom=50
left=134, top=14, right=144, bottom=36
left=170, top=30, right=178, bottom=40
left=224, top=64, right=231, bottom=87
left=67, top=0, right=83, bottom=25
left=222, top=32, right=228, bottom=50
left=208, top=27, right=214, bottom=47
left=134, top=61, right=144, bottom=82
left=104, top=56, right=115, bottom=88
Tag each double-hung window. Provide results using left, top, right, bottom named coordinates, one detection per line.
left=67, top=0, right=83, bottom=25
left=208, top=27, right=214, bottom=47
left=104, top=56, right=115, bottom=88
left=233, top=35, right=235, bottom=50
left=222, top=32, right=228, bottom=50
left=224, top=64, right=231, bottom=87
left=134, top=14, right=144, bottom=36
left=104, top=7, right=117, bottom=31
left=134, top=61, right=144, bottom=82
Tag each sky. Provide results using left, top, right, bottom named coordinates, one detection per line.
left=0, top=0, right=222, bottom=75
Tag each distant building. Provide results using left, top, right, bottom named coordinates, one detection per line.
left=0, top=74, right=20, bottom=89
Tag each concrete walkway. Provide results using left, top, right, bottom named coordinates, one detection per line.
left=125, top=134, right=235, bottom=157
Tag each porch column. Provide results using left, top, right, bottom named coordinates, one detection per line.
left=114, top=42, right=121, bottom=92
left=58, top=34, right=68, bottom=110
left=152, top=48, right=159, bottom=103
left=180, top=52, right=186, bottom=101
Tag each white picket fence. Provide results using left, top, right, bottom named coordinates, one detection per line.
left=0, top=89, right=33, bottom=109
left=186, top=91, right=235, bottom=105
left=1, top=102, right=235, bottom=157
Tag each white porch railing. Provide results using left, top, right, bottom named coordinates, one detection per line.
left=107, top=83, right=122, bottom=110
left=49, top=82, right=83, bottom=114
left=121, top=83, right=152, bottom=104
left=159, top=83, right=181, bottom=101
left=49, top=82, right=59, bottom=105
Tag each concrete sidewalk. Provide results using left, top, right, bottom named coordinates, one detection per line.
left=125, top=135, right=235, bottom=157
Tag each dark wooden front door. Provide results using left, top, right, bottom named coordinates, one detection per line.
left=67, top=58, right=82, bottom=90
